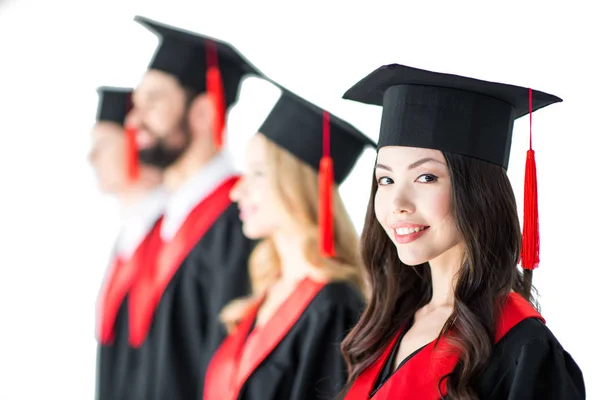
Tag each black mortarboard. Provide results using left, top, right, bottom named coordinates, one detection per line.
left=134, top=15, right=262, bottom=109
left=259, top=88, right=375, bottom=258
left=96, top=86, right=132, bottom=126
left=344, top=63, right=563, bottom=282
left=259, top=89, right=376, bottom=184
left=343, top=64, right=562, bottom=169
left=95, top=86, right=139, bottom=181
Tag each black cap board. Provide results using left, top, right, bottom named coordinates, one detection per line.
left=135, top=15, right=263, bottom=108
left=259, top=88, right=376, bottom=184
left=343, top=64, right=562, bottom=168
left=96, top=86, right=132, bottom=125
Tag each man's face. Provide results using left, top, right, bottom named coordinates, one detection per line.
left=127, top=70, right=191, bottom=168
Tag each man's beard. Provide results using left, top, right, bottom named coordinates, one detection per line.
left=137, top=120, right=192, bottom=169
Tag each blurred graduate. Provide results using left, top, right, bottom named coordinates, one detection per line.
left=91, top=86, right=168, bottom=400
left=121, top=16, right=260, bottom=400
left=203, top=87, right=375, bottom=400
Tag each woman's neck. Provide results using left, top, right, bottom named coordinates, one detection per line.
left=271, top=229, right=314, bottom=285
left=252, top=228, right=318, bottom=327
left=425, top=243, right=464, bottom=309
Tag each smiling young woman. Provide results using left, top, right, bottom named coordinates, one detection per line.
left=339, top=64, right=585, bottom=400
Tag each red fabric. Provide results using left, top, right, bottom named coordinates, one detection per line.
left=128, top=176, right=239, bottom=347
left=344, top=293, right=545, bottom=399
left=319, top=111, right=335, bottom=257
left=124, top=92, right=138, bottom=182
left=520, top=88, right=540, bottom=270
left=125, top=125, right=139, bottom=182
left=204, top=278, right=326, bottom=400
left=206, top=40, right=226, bottom=150
left=96, top=221, right=161, bottom=345
left=319, top=156, right=335, bottom=257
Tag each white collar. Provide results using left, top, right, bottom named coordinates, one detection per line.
left=160, top=151, right=237, bottom=241
left=115, top=186, right=169, bottom=261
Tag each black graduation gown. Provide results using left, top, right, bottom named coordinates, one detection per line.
left=108, top=177, right=254, bottom=400
left=96, top=298, right=137, bottom=400
left=96, top=220, right=162, bottom=400
left=204, top=278, right=365, bottom=400
left=347, top=293, right=585, bottom=400
left=477, top=318, right=585, bottom=399
left=370, top=318, right=585, bottom=399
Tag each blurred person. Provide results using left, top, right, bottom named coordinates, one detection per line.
left=204, top=88, right=376, bottom=400
left=122, top=16, right=260, bottom=400
left=91, top=86, right=168, bottom=400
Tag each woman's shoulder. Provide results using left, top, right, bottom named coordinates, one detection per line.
left=478, top=318, right=585, bottom=399
left=497, top=316, right=552, bottom=348
left=307, top=280, right=365, bottom=314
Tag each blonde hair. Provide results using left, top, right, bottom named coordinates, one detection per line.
left=220, top=134, right=367, bottom=332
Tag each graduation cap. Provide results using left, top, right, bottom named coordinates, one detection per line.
left=95, top=86, right=138, bottom=181
left=134, top=15, right=263, bottom=149
left=343, top=64, right=562, bottom=283
left=260, top=89, right=376, bottom=257
left=343, top=64, right=562, bottom=168
left=96, top=86, right=132, bottom=125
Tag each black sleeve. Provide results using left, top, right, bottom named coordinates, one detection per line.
left=190, top=205, right=255, bottom=398
left=481, top=319, right=585, bottom=400
left=288, top=302, right=359, bottom=400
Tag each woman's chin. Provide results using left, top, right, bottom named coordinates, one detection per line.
left=241, top=222, right=270, bottom=241
left=396, top=248, right=430, bottom=267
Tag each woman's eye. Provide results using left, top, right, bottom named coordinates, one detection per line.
left=416, top=174, right=438, bottom=183
left=377, top=176, right=394, bottom=186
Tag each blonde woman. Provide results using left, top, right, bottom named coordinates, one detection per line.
left=203, top=89, right=375, bottom=400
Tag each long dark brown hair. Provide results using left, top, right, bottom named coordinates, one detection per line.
left=341, top=152, right=536, bottom=399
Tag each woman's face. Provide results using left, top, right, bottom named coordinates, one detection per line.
left=374, top=146, right=462, bottom=266
left=230, top=134, right=291, bottom=240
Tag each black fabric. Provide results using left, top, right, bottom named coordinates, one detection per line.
left=237, top=282, right=365, bottom=400
left=96, top=86, right=132, bottom=125
left=367, top=318, right=585, bottom=399
left=135, top=16, right=262, bottom=108
left=477, top=318, right=585, bottom=400
left=96, top=297, right=137, bottom=400
left=343, top=64, right=562, bottom=168
left=96, top=203, right=254, bottom=400
left=259, top=90, right=375, bottom=184
left=370, top=317, right=426, bottom=397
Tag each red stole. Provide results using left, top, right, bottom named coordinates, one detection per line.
left=128, top=176, right=239, bottom=347
left=204, top=278, right=326, bottom=400
left=96, top=220, right=161, bottom=345
left=344, top=293, right=544, bottom=400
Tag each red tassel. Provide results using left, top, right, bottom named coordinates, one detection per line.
left=520, top=88, right=539, bottom=270
left=125, top=125, right=139, bottom=182
left=319, top=112, right=335, bottom=258
left=206, top=41, right=226, bottom=149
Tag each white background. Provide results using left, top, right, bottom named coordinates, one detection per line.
left=0, top=0, right=598, bottom=398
